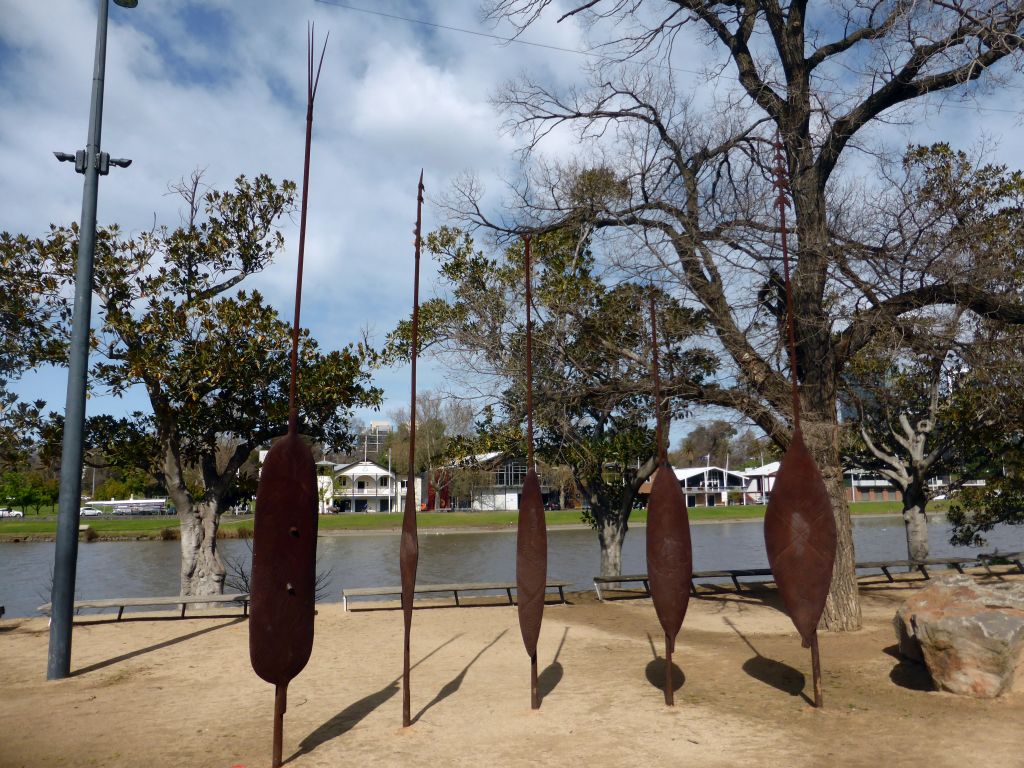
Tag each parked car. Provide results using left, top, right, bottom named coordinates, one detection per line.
left=0, top=508, right=24, bottom=518
left=80, top=506, right=103, bottom=517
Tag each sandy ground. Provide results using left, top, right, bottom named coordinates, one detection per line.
left=1, top=576, right=1022, bottom=768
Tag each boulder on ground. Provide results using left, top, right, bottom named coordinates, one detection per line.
left=893, top=573, right=1024, bottom=698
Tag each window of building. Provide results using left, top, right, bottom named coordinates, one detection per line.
left=495, top=460, right=527, bottom=486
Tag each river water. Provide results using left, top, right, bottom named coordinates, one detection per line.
left=1, top=516, right=1021, bottom=618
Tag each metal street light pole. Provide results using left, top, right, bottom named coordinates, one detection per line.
left=47, top=0, right=137, bottom=681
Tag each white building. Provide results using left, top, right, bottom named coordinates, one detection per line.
left=742, top=461, right=780, bottom=501
left=640, top=465, right=751, bottom=507
left=316, top=460, right=423, bottom=514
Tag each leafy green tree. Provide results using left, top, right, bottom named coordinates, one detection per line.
left=0, top=233, right=70, bottom=469
left=389, top=227, right=714, bottom=576
left=29, top=173, right=379, bottom=595
left=0, top=470, right=33, bottom=511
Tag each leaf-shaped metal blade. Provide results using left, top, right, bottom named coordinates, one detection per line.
left=249, top=432, right=319, bottom=686
left=646, top=461, right=693, bottom=644
left=516, top=467, right=547, bottom=657
left=763, top=427, right=837, bottom=647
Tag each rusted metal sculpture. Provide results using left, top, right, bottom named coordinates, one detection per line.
left=645, top=294, right=693, bottom=706
left=516, top=235, right=548, bottom=710
left=249, top=25, right=327, bottom=768
left=400, top=170, right=425, bottom=728
left=763, top=139, right=838, bottom=709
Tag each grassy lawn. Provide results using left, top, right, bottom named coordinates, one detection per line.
left=0, top=499, right=922, bottom=539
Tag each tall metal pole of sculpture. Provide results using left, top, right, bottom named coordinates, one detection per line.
left=249, top=26, right=327, bottom=767
left=516, top=235, right=548, bottom=710
left=401, top=171, right=425, bottom=727
left=645, top=293, right=693, bottom=706
left=763, top=138, right=838, bottom=709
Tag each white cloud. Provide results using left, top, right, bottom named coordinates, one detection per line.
left=0, top=0, right=596, bottom=425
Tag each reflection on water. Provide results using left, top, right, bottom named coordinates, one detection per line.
left=1, top=516, right=1021, bottom=618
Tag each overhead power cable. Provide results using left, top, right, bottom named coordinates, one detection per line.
left=313, top=0, right=1020, bottom=116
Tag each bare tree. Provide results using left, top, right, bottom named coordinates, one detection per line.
left=461, top=0, right=1024, bottom=631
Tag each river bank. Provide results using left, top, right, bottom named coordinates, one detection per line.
left=1, top=579, right=1019, bottom=767
left=0, top=502, right=919, bottom=543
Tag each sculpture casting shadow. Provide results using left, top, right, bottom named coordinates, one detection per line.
left=724, top=618, right=811, bottom=704
left=71, top=617, right=245, bottom=677
left=536, top=626, right=569, bottom=705
left=643, top=632, right=685, bottom=692
left=882, top=644, right=934, bottom=692
left=411, top=628, right=509, bottom=724
left=289, top=634, right=463, bottom=763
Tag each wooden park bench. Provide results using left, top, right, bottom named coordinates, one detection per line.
left=593, top=557, right=989, bottom=600
left=341, top=581, right=571, bottom=611
left=977, top=551, right=1024, bottom=576
left=593, top=568, right=775, bottom=601
left=592, top=574, right=650, bottom=601
left=37, top=593, right=250, bottom=622
left=854, top=557, right=977, bottom=582
left=693, top=568, right=774, bottom=591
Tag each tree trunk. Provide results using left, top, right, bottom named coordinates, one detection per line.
left=597, top=514, right=627, bottom=580
left=902, top=482, right=930, bottom=562
left=178, top=499, right=226, bottom=597
left=802, top=415, right=863, bottom=632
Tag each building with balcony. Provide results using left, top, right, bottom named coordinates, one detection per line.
left=315, top=459, right=422, bottom=513
left=639, top=465, right=752, bottom=507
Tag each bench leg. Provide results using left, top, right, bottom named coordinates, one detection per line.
left=918, top=565, right=930, bottom=580
left=117, top=606, right=124, bottom=621
left=642, top=580, right=650, bottom=596
left=343, top=596, right=348, bottom=612
left=953, top=562, right=965, bottom=574
left=594, top=582, right=603, bottom=602
left=1014, top=559, right=1024, bottom=575
left=558, top=586, right=565, bottom=604
left=181, top=603, right=187, bottom=618
left=243, top=600, right=249, bottom=617
left=731, top=575, right=743, bottom=591
left=507, top=588, right=514, bottom=606
left=881, top=566, right=893, bottom=583
left=453, top=590, right=460, bottom=607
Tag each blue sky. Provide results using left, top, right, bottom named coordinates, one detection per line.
left=3, top=0, right=1023, bottom=440
left=0, top=0, right=589, bottom=429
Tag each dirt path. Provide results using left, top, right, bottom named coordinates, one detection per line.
left=1, top=581, right=1020, bottom=767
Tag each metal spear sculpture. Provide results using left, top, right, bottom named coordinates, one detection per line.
left=400, top=171, right=425, bottom=728
left=249, top=25, right=327, bottom=768
left=763, top=139, right=838, bottom=709
left=645, top=293, right=693, bottom=706
left=516, top=235, right=548, bottom=710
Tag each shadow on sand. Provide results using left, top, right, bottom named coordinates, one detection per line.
left=536, top=626, right=569, bottom=706
left=724, top=617, right=811, bottom=704
left=411, top=629, right=509, bottom=724
left=71, top=617, right=246, bottom=677
left=882, top=644, right=934, bottom=692
left=643, top=632, right=685, bottom=692
left=289, top=634, right=464, bottom=763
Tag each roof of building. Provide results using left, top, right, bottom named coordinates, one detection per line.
left=741, top=461, right=780, bottom=476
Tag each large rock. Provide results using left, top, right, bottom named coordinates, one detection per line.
left=893, top=573, right=1024, bottom=698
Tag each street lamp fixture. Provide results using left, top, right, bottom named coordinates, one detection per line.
left=47, top=0, right=137, bottom=682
